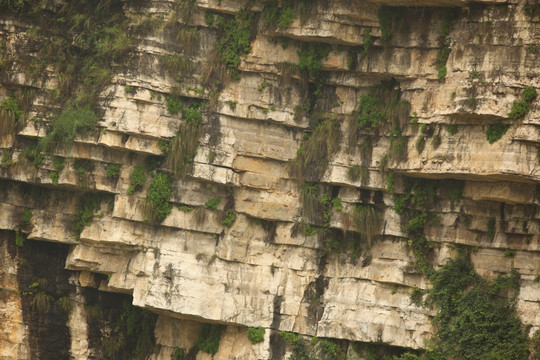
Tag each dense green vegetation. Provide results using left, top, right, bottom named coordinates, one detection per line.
left=216, top=11, right=253, bottom=80
left=127, top=164, right=146, bottom=195
left=485, top=122, right=510, bottom=144
left=280, top=332, right=343, bottom=360
left=246, top=326, right=265, bottom=344
left=166, top=104, right=202, bottom=177
left=145, top=172, right=173, bottom=222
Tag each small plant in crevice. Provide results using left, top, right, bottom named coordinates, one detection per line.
left=433, top=8, right=459, bottom=81
left=15, top=229, right=25, bottom=247
left=205, top=197, right=221, bottom=210
left=362, top=28, right=372, bottom=55
left=73, top=193, right=103, bottom=241
left=431, top=134, right=441, bottom=149
left=166, top=96, right=183, bottom=115
left=415, top=135, right=426, bottom=154
left=0, top=97, right=23, bottom=137
left=246, top=326, right=265, bottom=344
left=105, top=163, right=120, bottom=180
left=127, top=164, right=146, bottom=195
left=445, top=124, right=458, bottom=135
left=222, top=209, right=236, bottom=228
left=145, top=171, right=173, bottom=223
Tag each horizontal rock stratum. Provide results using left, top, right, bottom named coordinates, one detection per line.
left=0, top=0, right=539, bottom=359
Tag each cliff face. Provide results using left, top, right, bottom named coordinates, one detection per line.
left=0, top=0, right=539, bottom=359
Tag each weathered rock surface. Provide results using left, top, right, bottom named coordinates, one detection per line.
left=0, top=0, right=539, bottom=358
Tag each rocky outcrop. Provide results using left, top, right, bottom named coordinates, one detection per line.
left=0, top=0, right=539, bottom=359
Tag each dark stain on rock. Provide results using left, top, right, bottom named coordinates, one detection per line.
left=16, top=239, right=74, bottom=360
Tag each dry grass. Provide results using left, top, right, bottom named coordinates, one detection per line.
left=289, top=116, right=341, bottom=183
left=353, top=205, right=381, bottom=247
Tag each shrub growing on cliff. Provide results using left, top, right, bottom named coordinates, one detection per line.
left=105, top=163, right=120, bottom=180
left=205, top=197, right=221, bottom=210
left=222, top=209, right=236, bottom=228
left=0, top=97, right=22, bottom=135
left=145, top=172, right=173, bottom=222
left=127, top=164, right=146, bottom=195
left=523, top=86, right=538, bottom=103
left=485, top=122, right=509, bottom=144
left=508, top=100, right=530, bottom=120
left=37, top=105, right=98, bottom=152
left=247, top=326, right=265, bottom=344
left=217, top=11, right=253, bottom=80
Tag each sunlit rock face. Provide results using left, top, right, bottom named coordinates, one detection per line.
left=0, top=0, right=539, bottom=358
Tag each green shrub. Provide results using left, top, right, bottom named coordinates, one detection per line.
left=508, top=100, right=530, bottom=120
left=331, top=197, right=342, bottom=212
left=145, top=172, right=172, bottom=222
left=166, top=96, right=183, bottom=115
left=0, top=97, right=22, bottom=134
left=357, top=95, right=385, bottom=129
left=53, top=156, right=65, bottom=171
left=523, top=86, right=538, bottom=103
left=485, top=122, right=509, bottom=144
left=222, top=209, right=236, bottom=228
left=124, top=85, right=134, bottom=93
left=217, top=12, right=253, bottom=79
left=73, top=193, right=101, bottom=240
left=298, top=43, right=331, bottom=77
left=437, top=65, right=447, bottom=81
left=49, top=171, right=59, bottom=185
left=197, top=324, right=224, bottom=354
left=205, top=197, right=221, bottom=210
left=278, top=7, right=295, bottom=28
left=246, top=326, right=265, bottom=344
left=21, top=207, right=32, bottom=224
left=106, top=163, right=120, bottom=179
left=182, top=106, right=201, bottom=125
left=127, top=164, right=146, bottom=195
left=445, top=124, right=458, bottom=135
left=37, top=105, right=98, bottom=152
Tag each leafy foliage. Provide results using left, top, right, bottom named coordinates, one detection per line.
left=523, top=86, right=538, bottom=103
left=145, top=172, right=173, bottom=222
left=127, top=164, right=146, bottom=195
left=205, top=197, right=221, bottom=210
left=37, top=105, right=98, bottom=152
left=21, top=207, right=32, bottom=224
left=217, top=11, right=253, bottom=80
left=280, top=332, right=343, bottom=360
left=0, top=97, right=23, bottom=135
left=486, top=122, right=510, bottom=144
left=166, top=96, right=183, bottom=115
left=222, top=209, right=236, bottom=228
left=508, top=100, right=530, bottom=120
left=246, top=326, right=265, bottom=344
left=425, top=253, right=528, bottom=360
left=73, top=193, right=102, bottom=240
left=105, top=163, right=121, bottom=179
left=298, top=43, right=331, bottom=77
